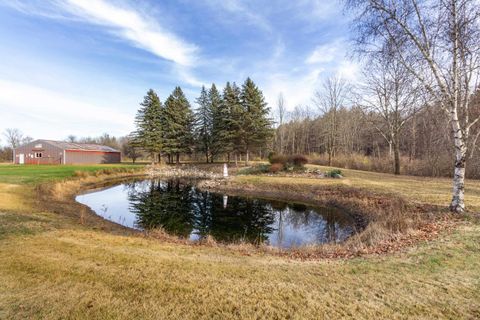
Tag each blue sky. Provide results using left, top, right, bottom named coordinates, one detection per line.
left=0, top=0, right=358, bottom=142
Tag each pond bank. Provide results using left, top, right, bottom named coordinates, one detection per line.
left=36, top=165, right=457, bottom=259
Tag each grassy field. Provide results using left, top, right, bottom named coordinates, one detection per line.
left=0, top=164, right=479, bottom=319
left=238, top=164, right=480, bottom=211
left=0, top=163, right=142, bottom=184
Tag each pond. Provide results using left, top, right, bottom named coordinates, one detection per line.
left=76, top=179, right=357, bottom=248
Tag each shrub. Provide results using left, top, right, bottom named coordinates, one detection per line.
left=325, top=169, right=343, bottom=178
left=269, top=154, right=288, bottom=165
left=267, top=152, right=276, bottom=163
left=269, top=163, right=284, bottom=173
left=269, top=154, right=308, bottom=169
left=292, top=154, right=308, bottom=167
left=237, top=164, right=270, bottom=175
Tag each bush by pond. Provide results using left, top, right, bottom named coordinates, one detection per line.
left=269, top=154, right=309, bottom=170
left=324, top=169, right=343, bottom=178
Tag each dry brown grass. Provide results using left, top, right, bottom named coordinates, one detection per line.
left=202, top=177, right=452, bottom=259
left=0, top=223, right=479, bottom=319
left=309, top=152, right=480, bottom=179
left=1, top=165, right=480, bottom=319
left=0, top=183, right=30, bottom=212
left=236, top=165, right=480, bottom=212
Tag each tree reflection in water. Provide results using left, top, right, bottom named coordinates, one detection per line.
left=124, top=179, right=355, bottom=247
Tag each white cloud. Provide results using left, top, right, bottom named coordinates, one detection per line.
left=304, top=0, right=339, bottom=20
left=5, top=0, right=198, bottom=67
left=202, top=0, right=272, bottom=32
left=0, top=79, right=134, bottom=139
left=337, top=60, right=361, bottom=82
left=261, top=68, right=324, bottom=111
left=59, top=0, right=198, bottom=66
left=293, top=0, right=344, bottom=23
left=306, top=39, right=347, bottom=64
left=175, top=66, right=206, bottom=88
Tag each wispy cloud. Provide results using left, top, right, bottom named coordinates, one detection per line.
left=292, top=0, right=344, bottom=23
left=261, top=68, right=324, bottom=110
left=306, top=39, right=347, bottom=64
left=202, top=0, right=272, bottom=32
left=59, top=0, right=198, bottom=66
left=5, top=0, right=199, bottom=67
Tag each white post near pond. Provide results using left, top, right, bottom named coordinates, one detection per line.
left=223, top=195, right=228, bottom=209
left=223, top=163, right=228, bottom=178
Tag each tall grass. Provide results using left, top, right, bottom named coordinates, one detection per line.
left=309, top=153, right=480, bottom=178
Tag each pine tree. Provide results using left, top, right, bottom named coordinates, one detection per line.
left=194, top=86, right=212, bottom=163
left=207, top=84, right=223, bottom=162
left=163, top=87, right=194, bottom=164
left=134, top=89, right=163, bottom=164
left=240, top=78, right=273, bottom=165
left=216, top=82, right=244, bottom=164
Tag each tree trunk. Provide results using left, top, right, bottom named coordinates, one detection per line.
left=410, top=113, right=417, bottom=162
left=205, top=151, right=209, bottom=164
left=393, top=136, right=400, bottom=175
left=449, top=2, right=466, bottom=213
left=450, top=114, right=467, bottom=212
left=234, top=153, right=238, bottom=167
left=151, top=152, right=155, bottom=165
left=176, top=153, right=180, bottom=164
left=245, top=149, right=249, bottom=166
left=158, top=153, right=162, bottom=165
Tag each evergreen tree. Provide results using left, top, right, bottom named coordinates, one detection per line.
left=163, top=87, right=194, bottom=163
left=194, top=86, right=213, bottom=163
left=216, top=82, right=244, bottom=164
left=207, top=84, right=223, bottom=162
left=240, top=78, right=273, bottom=165
left=134, top=89, right=163, bottom=164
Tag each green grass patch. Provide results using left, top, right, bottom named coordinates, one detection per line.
left=0, top=164, right=144, bottom=185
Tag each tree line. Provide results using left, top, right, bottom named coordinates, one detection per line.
left=274, top=89, right=480, bottom=179
left=346, top=0, right=480, bottom=213
left=132, top=78, right=273, bottom=165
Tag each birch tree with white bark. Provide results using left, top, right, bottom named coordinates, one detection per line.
left=346, top=0, right=480, bottom=212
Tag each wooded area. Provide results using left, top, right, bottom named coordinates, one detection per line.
left=343, top=0, right=480, bottom=212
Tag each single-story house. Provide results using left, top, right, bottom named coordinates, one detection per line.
left=14, top=139, right=121, bottom=165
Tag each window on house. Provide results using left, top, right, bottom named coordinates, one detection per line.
left=35, top=152, right=42, bottom=158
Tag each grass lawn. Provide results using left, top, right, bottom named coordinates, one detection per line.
left=0, top=163, right=143, bottom=184
left=0, top=164, right=479, bottom=319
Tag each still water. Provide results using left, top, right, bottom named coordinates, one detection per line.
left=76, top=179, right=356, bottom=248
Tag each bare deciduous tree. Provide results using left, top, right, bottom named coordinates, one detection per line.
left=274, top=93, right=287, bottom=154
left=3, top=128, right=24, bottom=149
left=314, top=76, right=352, bottom=166
left=361, top=53, right=420, bottom=174
left=347, top=0, right=480, bottom=212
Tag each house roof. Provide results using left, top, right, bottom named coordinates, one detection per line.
left=40, top=140, right=120, bottom=152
